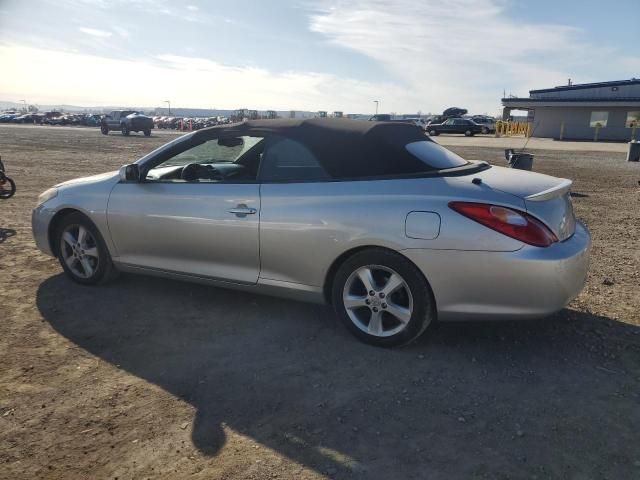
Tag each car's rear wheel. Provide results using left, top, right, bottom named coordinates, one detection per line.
left=56, top=212, right=116, bottom=285
left=481, top=126, right=489, bottom=134
left=121, top=124, right=130, bottom=136
left=332, top=249, right=435, bottom=347
left=100, top=124, right=109, bottom=135
left=464, top=130, right=473, bottom=136
left=144, top=129, right=151, bottom=137
left=429, top=129, right=438, bottom=136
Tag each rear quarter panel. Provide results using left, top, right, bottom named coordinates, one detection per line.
left=259, top=176, right=526, bottom=287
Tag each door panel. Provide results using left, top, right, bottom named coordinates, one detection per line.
left=107, top=182, right=260, bottom=284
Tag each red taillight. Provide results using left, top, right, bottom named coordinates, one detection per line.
left=449, top=201, right=558, bottom=247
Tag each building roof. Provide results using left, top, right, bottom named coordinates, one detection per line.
left=529, top=78, right=640, bottom=95
left=501, top=97, right=640, bottom=109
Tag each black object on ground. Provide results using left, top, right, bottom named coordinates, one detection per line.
left=505, top=149, right=534, bottom=171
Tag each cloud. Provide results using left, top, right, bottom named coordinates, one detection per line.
left=0, top=44, right=404, bottom=112
left=112, top=26, right=129, bottom=38
left=186, top=5, right=199, bottom=11
left=309, top=0, right=640, bottom=113
left=78, top=27, right=112, bottom=38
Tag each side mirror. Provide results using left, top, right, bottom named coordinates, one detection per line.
left=119, top=164, right=140, bottom=182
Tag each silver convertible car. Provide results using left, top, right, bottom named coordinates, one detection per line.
left=32, top=119, right=591, bottom=346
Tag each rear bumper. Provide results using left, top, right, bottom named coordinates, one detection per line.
left=401, top=221, right=591, bottom=321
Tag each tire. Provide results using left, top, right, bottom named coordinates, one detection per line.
left=121, top=124, right=130, bottom=136
left=429, top=129, right=438, bottom=136
left=481, top=127, right=489, bottom=134
left=0, top=176, right=16, bottom=199
left=144, top=129, right=151, bottom=137
left=332, top=248, right=435, bottom=347
left=100, top=124, right=109, bottom=135
left=55, top=212, right=117, bottom=285
left=464, top=130, right=472, bottom=136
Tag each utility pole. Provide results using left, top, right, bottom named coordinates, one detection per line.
left=373, top=100, right=379, bottom=115
left=164, top=100, right=171, bottom=115
left=19, top=99, right=26, bottom=112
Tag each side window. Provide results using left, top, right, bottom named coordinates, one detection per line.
left=444, top=119, right=454, bottom=125
left=260, top=136, right=329, bottom=182
left=589, top=111, right=608, bottom=128
left=145, top=136, right=264, bottom=182
left=111, top=112, right=119, bottom=121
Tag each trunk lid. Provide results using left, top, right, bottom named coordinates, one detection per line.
left=462, top=164, right=576, bottom=241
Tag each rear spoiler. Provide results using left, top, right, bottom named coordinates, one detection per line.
left=525, top=179, right=572, bottom=202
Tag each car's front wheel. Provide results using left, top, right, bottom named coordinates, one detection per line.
left=481, top=126, right=489, bottom=134
left=429, top=129, right=438, bottom=136
left=332, top=249, right=435, bottom=347
left=56, top=212, right=116, bottom=285
left=143, top=129, right=151, bottom=137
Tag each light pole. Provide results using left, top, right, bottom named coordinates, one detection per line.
left=164, top=100, right=171, bottom=115
left=20, top=99, right=26, bottom=112
left=373, top=100, right=379, bottom=115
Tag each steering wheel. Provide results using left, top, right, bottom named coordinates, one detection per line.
left=180, top=163, right=224, bottom=182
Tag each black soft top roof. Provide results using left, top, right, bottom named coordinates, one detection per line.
left=193, top=118, right=434, bottom=177
left=194, top=117, right=425, bottom=138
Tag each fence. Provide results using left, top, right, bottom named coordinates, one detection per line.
left=495, top=121, right=532, bottom=137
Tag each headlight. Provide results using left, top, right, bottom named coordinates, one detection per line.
left=37, top=187, right=58, bottom=206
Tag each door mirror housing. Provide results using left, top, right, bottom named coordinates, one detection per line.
left=119, top=164, right=140, bottom=182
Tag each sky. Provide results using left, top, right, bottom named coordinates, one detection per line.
left=0, top=0, right=639, bottom=115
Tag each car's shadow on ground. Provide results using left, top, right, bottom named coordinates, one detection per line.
left=36, top=273, right=640, bottom=478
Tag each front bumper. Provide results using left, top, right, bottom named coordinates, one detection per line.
left=401, top=221, right=591, bottom=321
left=32, top=204, right=56, bottom=256
left=130, top=120, right=153, bottom=131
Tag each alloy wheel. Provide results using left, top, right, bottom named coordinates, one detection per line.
left=60, top=224, right=100, bottom=279
left=342, top=265, right=413, bottom=337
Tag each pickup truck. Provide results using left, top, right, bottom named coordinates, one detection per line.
left=100, top=110, right=154, bottom=136
left=426, top=118, right=483, bottom=137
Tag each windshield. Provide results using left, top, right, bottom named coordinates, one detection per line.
left=405, top=141, right=468, bottom=170
left=161, top=136, right=263, bottom=168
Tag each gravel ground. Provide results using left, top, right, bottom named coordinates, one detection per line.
left=1, top=126, right=639, bottom=480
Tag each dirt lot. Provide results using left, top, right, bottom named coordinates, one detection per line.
left=1, top=125, right=639, bottom=479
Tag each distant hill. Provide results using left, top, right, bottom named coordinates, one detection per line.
left=0, top=101, right=330, bottom=118
left=0, top=100, right=432, bottom=120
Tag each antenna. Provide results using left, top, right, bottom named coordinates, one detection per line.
left=521, top=120, right=540, bottom=152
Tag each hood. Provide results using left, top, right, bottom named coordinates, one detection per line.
left=126, top=112, right=150, bottom=119
left=55, top=171, right=119, bottom=189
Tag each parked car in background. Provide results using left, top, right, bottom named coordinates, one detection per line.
left=0, top=112, right=21, bottom=123
left=100, top=110, right=153, bottom=136
left=427, top=118, right=483, bottom=136
left=81, top=114, right=101, bottom=127
left=472, top=116, right=496, bottom=134
left=12, top=113, right=38, bottom=124
left=369, top=114, right=392, bottom=121
left=32, top=118, right=590, bottom=347
left=369, top=115, right=427, bottom=130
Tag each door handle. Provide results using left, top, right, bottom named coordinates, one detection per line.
left=228, top=206, right=257, bottom=216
